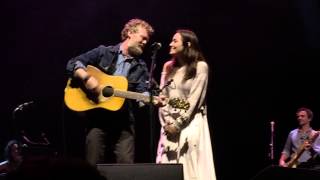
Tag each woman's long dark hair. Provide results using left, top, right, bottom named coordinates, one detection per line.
left=171, top=29, right=206, bottom=81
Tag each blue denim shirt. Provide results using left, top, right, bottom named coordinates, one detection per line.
left=113, top=51, right=132, bottom=77
left=66, top=43, right=149, bottom=93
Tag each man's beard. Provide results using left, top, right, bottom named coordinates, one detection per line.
left=128, top=45, right=143, bottom=57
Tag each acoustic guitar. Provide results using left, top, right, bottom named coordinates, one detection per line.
left=64, top=65, right=190, bottom=112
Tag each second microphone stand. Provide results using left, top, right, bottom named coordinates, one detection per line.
left=269, top=121, right=275, bottom=165
left=147, top=45, right=160, bottom=162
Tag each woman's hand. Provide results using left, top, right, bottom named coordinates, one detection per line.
left=164, top=123, right=179, bottom=135
left=154, top=95, right=167, bottom=107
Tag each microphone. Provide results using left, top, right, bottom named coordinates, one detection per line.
left=159, top=79, right=173, bottom=93
left=102, top=86, right=114, bottom=97
left=270, top=121, right=275, bottom=133
left=164, top=79, right=173, bottom=88
left=151, top=42, right=162, bottom=51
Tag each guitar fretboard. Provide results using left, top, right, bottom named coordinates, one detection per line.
left=113, top=90, right=153, bottom=102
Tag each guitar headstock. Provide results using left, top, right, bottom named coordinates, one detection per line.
left=308, top=130, right=320, bottom=144
left=313, top=131, right=320, bottom=139
left=168, top=98, right=190, bottom=110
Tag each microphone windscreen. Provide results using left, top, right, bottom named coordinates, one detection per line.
left=151, top=42, right=162, bottom=50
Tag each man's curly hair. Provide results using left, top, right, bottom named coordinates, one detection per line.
left=121, top=18, right=154, bottom=41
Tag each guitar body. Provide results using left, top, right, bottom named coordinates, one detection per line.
left=64, top=65, right=128, bottom=112
left=287, top=154, right=299, bottom=168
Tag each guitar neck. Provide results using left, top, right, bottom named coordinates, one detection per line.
left=113, top=89, right=154, bottom=103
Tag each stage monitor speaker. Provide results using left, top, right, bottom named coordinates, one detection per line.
left=96, top=163, right=183, bottom=180
left=251, top=165, right=320, bottom=180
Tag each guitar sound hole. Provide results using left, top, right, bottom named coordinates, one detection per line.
left=102, top=86, right=114, bottom=97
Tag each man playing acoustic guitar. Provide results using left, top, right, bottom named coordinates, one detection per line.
left=65, top=18, right=154, bottom=165
left=279, top=107, right=320, bottom=169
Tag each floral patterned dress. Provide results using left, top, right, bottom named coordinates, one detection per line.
left=156, top=61, right=216, bottom=180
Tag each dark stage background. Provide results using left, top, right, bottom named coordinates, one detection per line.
left=1, top=0, right=320, bottom=179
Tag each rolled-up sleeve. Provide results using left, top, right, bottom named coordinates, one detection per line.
left=282, top=133, right=293, bottom=157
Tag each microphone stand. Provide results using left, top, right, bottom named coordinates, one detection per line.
left=11, top=102, right=27, bottom=139
left=12, top=105, right=21, bottom=139
left=147, top=47, right=159, bottom=162
left=269, top=121, right=275, bottom=165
